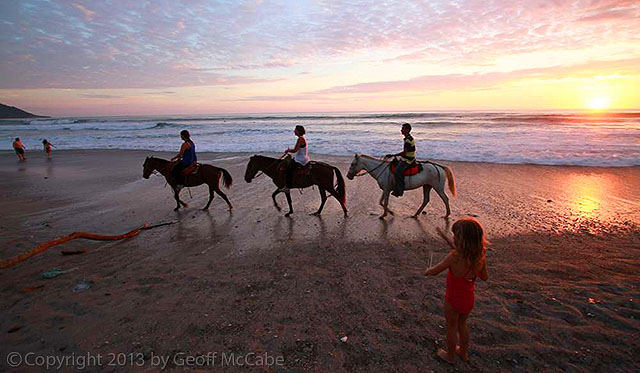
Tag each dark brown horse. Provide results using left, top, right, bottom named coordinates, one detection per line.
left=143, top=156, right=233, bottom=211
left=244, top=155, right=347, bottom=217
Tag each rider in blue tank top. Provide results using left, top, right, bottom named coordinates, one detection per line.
left=171, top=130, right=197, bottom=187
left=182, top=139, right=196, bottom=165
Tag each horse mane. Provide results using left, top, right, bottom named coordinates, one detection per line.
left=359, top=154, right=389, bottom=163
left=252, top=155, right=281, bottom=162
left=151, top=156, right=169, bottom=163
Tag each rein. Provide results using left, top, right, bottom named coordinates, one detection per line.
left=254, top=154, right=286, bottom=179
left=354, top=156, right=391, bottom=178
left=147, top=159, right=174, bottom=177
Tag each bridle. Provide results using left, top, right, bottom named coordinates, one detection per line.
left=352, top=155, right=391, bottom=178
left=145, top=158, right=173, bottom=177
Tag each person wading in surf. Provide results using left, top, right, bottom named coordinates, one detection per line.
left=386, top=122, right=416, bottom=197
left=282, top=125, right=310, bottom=192
left=12, top=137, right=26, bottom=161
left=42, top=139, right=54, bottom=158
left=171, top=130, right=197, bottom=188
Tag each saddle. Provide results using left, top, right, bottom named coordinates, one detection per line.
left=279, top=157, right=313, bottom=178
left=183, top=162, right=200, bottom=176
left=390, top=159, right=423, bottom=176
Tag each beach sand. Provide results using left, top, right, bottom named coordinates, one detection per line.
left=1, top=150, right=639, bottom=371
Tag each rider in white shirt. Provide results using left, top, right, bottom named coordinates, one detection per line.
left=282, top=125, right=310, bottom=191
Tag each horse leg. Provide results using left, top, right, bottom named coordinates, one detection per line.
left=313, top=188, right=327, bottom=215
left=413, top=185, right=432, bottom=218
left=379, top=190, right=391, bottom=219
left=214, top=186, right=233, bottom=210
left=434, top=185, right=451, bottom=218
left=272, top=189, right=282, bottom=211
left=326, top=185, right=348, bottom=217
left=379, top=195, right=394, bottom=215
left=173, top=189, right=182, bottom=211
left=203, top=186, right=214, bottom=210
left=284, top=191, right=294, bottom=217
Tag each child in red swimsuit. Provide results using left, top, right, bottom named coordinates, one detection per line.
left=425, top=217, right=490, bottom=364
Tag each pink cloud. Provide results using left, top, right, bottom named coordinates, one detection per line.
left=71, top=3, right=95, bottom=21
left=308, top=57, right=640, bottom=95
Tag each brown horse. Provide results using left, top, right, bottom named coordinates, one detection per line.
left=244, top=155, right=347, bottom=217
left=143, top=156, right=233, bottom=211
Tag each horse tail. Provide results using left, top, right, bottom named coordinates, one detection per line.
left=443, top=166, right=456, bottom=198
left=332, top=166, right=346, bottom=205
left=218, top=167, right=233, bottom=189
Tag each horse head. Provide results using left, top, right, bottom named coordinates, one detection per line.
left=346, top=153, right=363, bottom=180
left=142, top=156, right=154, bottom=179
left=244, top=155, right=258, bottom=183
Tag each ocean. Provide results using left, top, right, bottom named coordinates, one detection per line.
left=1, top=111, right=639, bottom=167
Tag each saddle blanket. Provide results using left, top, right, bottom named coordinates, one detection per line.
left=279, top=161, right=313, bottom=177
left=390, top=162, right=423, bottom=176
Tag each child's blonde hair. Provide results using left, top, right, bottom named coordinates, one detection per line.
left=452, top=217, right=488, bottom=267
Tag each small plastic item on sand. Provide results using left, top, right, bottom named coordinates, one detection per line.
left=340, top=336, right=348, bottom=343
left=61, top=249, right=87, bottom=256
left=73, top=279, right=94, bottom=293
left=22, top=284, right=45, bottom=293
left=41, top=268, right=76, bottom=279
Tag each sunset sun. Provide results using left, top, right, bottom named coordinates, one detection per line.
left=587, top=97, right=611, bottom=111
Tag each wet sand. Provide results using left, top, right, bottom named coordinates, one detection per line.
left=1, top=150, right=639, bottom=371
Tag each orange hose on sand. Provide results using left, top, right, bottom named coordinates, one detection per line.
left=0, top=221, right=174, bottom=269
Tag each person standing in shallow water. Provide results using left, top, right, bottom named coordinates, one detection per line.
left=282, top=125, right=310, bottom=192
left=42, top=139, right=54, bottom=158
left=12, top=137, right=26, bottom=161
left=171, top=130, right=197, bottom=188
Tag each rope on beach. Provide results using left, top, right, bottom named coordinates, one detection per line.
left=0, top=221, right=175, bottom=269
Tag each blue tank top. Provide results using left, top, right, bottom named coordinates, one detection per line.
left=182, top=140, right=196, bottom=165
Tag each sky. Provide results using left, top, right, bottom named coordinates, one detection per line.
left=0, top=0, right=639, bottom=116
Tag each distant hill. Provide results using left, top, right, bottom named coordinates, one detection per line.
left=0, top=103, right=48, bottom=118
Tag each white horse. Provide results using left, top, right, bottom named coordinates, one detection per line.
left=346, top=154, right=456, bottom=219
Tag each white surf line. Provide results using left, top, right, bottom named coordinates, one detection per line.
left=208, top=156, right=245, bottom=162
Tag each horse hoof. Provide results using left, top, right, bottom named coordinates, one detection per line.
left=411, top=215, right=418, bottom=219
left=311, top=212, right=321, bottom=216
left=285, top=213, right=292, bottom=217
left=202, top=208, right=209, bottom=211
left=174, top=208, right=180, bottom=211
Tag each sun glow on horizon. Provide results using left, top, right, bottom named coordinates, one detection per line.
left=587, top=97, right=611, bottom=111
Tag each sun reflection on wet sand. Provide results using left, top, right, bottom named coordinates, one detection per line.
left=566, top=174, right=604, bottom=219
left=557, top=171, right=640, bottom=234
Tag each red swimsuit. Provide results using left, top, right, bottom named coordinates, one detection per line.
left=445, top=266, right=476, bottom=314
